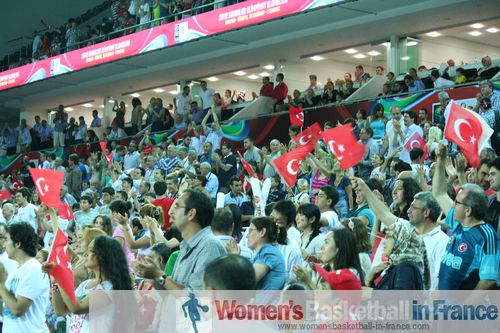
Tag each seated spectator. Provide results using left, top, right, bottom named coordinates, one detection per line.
left=404, top=74, right=425, bottom=93
left=477, top=56, right=499, bottom=80
left=203, top=254, right=257, bottom=290
left=455, top=67, right=467, bottom=84
left=430, top=69, right=455, bottom=88
left=295, top=203, right=325, bottom=259
left=321, top=79, right=337, bottom=104
left=228, top=216, right=286, bottom=290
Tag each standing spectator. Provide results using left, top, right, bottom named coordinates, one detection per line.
left=260, top=140, right=281, bottom=179
left=0, top=223, right=50, bottom=333
left=52, top=105, right=68, bottom=148
left=39, top=120, right=54, bottom=149
left=273, top=73, right=288, bottom=112
left=358, top=128, right=379, bottom=180
left=201, top=108, right=223, bottom=151
left=65, top=19, right=82, bottom=51
left=150, top=98, right=167, bottom=132
left=4, top=127, right=17, bottom=156
left=73, top=116, right=87, bottom=145
left=13, top=188, right=38, bottom=232
left=138, top=0, right=151, bottom=27
left=31, top=30, right=42, bottom=57
left=243, top=137, right=261, bottom=168
left=199, top=80, right=214, bottom=112
left=66, top=154, right=83, bottom=200
left=90, top=109, right=102, bottom=128
left=259, top=76, right=274, bottom=97
left=112, top=101, right=126, bottom=129
left=17, top=119, right=32, bottom=153
left=214, top=142, right=237, bottom=193
left=174, top=86, right=192, bottom=123
left=131, top=97, right=145, bottom=134
left=124, top=140, right=141, bottom=170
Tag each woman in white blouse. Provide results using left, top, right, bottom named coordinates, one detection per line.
left=296, top=203, right=325, bottom=260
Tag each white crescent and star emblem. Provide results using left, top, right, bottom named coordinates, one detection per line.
left=453, top=119, right=473, bottom=143
left=328, top=140, right=343, bottom=160
left=296, top=112, right=304, bottom=122
left=286, top=159, right=299, bottom=175
left=410, top=140, right=420, bottom=148
left=298, top=134, right=313, bottom=146
left=35, top=178, right=49, bottom=196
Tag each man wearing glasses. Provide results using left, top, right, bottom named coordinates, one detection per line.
left=433, top=143, right=499, bottom=290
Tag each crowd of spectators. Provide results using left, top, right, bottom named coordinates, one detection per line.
left=1, top=0, right=246, bottom=71
left=0, top=71, right=499, bottom=331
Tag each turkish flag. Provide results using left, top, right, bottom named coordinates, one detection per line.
left=404, top=132, right=428, bottom=162
left=272, top=145, right=311, bottom=187
left=58, top=202, right=74, bottom=220
left=444, top=101, right=494, bottom=167
left=29, top=168, right=64, bottom=208
left=48, top=229, right=77, bottom=305
left=237, top=151, right=256, bottom=178
left=289, top=106, right=304, bottom=127
left=292, top=122, right=323, bottom=150
left=99, top=141, right=113, bottom=166
left=0, top=190, right=10, bottom=200
left=321, top=124, right=366, bottom=170
left=10, top=177, right=23, bottom=191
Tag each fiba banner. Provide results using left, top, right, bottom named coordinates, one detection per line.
left=0, top=0, right=346, bottom=91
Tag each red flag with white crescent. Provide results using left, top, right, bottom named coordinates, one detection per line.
left=99, top=141, right=113, bottom=166
left=272, top=145, right=311, bottom=187
left=292, top=122, right=323, bottom=149
left=0, top=190, right=11, bottom=201
left=321, top=124, right=366, bottom=170
left=29, top=168, right=64, bottom=208
left=48, top=229, right=77, bottom=305
left=289, top=106, right=304, bottom=127
left=404, top=131, right=428, bottom=162
left=237, top=151, right=256, bottom=178
left=444, top=101, right=493, bottom=167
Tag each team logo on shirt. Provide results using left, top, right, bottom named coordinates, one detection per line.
left=457, top=243, right=468, bottom=252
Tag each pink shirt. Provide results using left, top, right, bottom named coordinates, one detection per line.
left=112, top=225, right=135, bottom=271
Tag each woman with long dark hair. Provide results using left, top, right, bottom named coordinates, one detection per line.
left=294, top=228, right=364, bottom=289
left=296, top=204, right=324, bottom=259
left=391, top=177, right=420, bottom=220
left=47, top=235, right=134, bottom=333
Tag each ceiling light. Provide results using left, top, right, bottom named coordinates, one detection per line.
left=130, top=93, right=140, bottom=97
left=125, top=104, right=129, bottom=107
left=468, top=31, right=482, bottom=36
left=344, top=48, right=358, bottom=54
left=426, top=31, right=441, bottom=37
left=401, top=56, right=410, bottom=61
left=259, top=72, right=270, bottom=77
left=367, top=51, right=381, bottom=56
left=353, top=53, right=366, bottom=59
left=234, top=71, right=247, bottom=76
left=169, top=90, right=178, bottom=95
left=310, top=55, right=324, bottom=61
left=248, top=74, right=259, bottom=79
left=82, top=103, right=92, bottom=108
left=206, top=76, right=219, bottom=82
left=263, top=64, right=274, bottom=70
left=470, top=23, right=484, bottom=29
left=108, top=99, right=115, bottom=104
left=99, top=105, right=104, bottom=108
left=486, top=27, right=499, bottom=33
left=64, top=107, right=74, bottom=112
left=381, top=42, right=390, bottom=47
left=406, top=41, right=418, bottom=46
left=153, top=88, right=164, bottom=93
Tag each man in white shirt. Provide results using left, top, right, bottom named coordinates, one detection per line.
left=200, top=162, right=218, bottom=200
left=430, top=69, right=455, bottom=89
left=174, top=86, right=192, bottom=121
left=381, top=105, right=405, bottom=157
left=14, top=189, right=38, bottom=232
left=0, top=222, right=50, bottom=332
left=123, top=141, right=141, bottom=171
left=199, top=81, right=214, bottom=112
left=0, top=224, right=17, bottom=274
left=315, top=186, right=340, bottom=234
left=398, top=110, right=424, bottom=163
left=1, top=203, right=15, bottom=225
left=38, top=153, right=51, bottom=169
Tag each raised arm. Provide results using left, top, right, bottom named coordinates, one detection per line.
left=432, top=142, right=454, bottom=214
left=350, top=177, right=398, bottom=226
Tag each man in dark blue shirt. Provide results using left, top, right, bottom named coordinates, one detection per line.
left=433, top=143, right=499, bottom=290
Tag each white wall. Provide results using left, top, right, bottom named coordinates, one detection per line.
left=420, top=36, right=500, bottom=69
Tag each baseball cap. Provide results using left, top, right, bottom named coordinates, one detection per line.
left=314, top=264, right=362, bottom=290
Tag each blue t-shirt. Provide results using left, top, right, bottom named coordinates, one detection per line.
left=348, top=205, right=375, bottom=230
left=438, top=208, right=499, bottom=290
left=253, top=243, right=286, bottom=290
left=369, top=119, right=386, bottom=140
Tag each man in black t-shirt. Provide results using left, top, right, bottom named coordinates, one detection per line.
left=214, top=142, right=236, bottom=193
